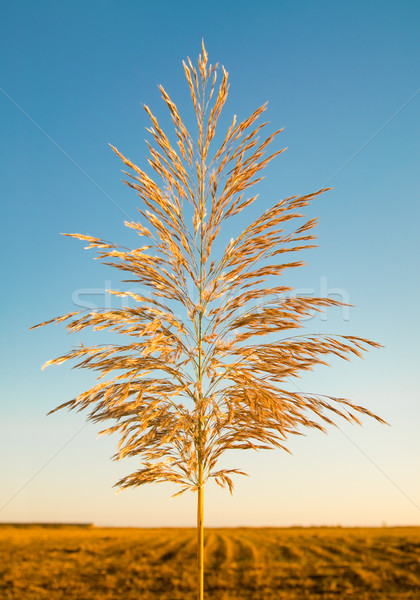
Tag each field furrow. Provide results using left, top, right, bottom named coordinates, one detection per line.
left=1, top=525, right=420, bottom=599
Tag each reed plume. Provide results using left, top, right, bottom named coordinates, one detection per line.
left=32, top=42, right=385, bottom=599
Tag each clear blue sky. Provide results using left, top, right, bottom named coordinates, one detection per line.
left=1, top=0, right=419, bottom=527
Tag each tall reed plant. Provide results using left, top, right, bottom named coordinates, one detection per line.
left=33, top=43, right=384, bottom=599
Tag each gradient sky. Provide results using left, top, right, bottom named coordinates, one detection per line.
left=1, top=0, right=419, bottom=527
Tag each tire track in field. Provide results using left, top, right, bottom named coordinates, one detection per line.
left=258, top=530, right=305, bottom=562
left=125, top=535, right=169, bottom=566
left=203, top=531, right=218, bottom=567
left=208, top=531, right=233, bottom=570
left=231, top=531, right=260, bottom=563
left=360, top=539, right=420, bottom=590
left=271, top=542, right=305, bottom=561
left=205, top=530, right=236, bottom=594
left=339, top=536, right=420, bottom=589
left=258, top=534, right=350, bottom=593
left=369, top=538, right=420, bottom=562
left=230, top=531, right=263, bottom=592
left=129, top=531, right=196, bottom=595
left=173, top=532, right=196, bottom=563
left=305, top=540, right=348, bottom=563
left=152, top=531, right=193, bottom=563
left=286, top=536, right=386, bottom=594
left=317, top=539, right=362, bottom=560
left=100, top=532, right=168, bottom=564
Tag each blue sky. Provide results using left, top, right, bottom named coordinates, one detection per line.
left=1, top=0, right=419, bottom=527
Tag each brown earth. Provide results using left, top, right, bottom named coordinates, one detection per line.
left=1, top=525, right=419, bottom=599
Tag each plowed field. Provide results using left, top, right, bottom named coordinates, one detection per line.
left=1, top=525, right=419, bottom=599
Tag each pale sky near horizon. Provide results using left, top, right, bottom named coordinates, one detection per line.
left=1, top=0, right=419, bottom=528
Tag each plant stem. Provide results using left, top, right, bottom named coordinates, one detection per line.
left=197, top=464, right=204, bottom=600
left=196, top=71, right=206, bottom=600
